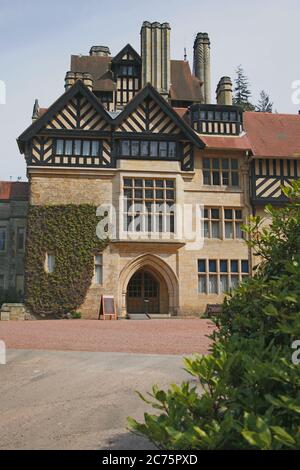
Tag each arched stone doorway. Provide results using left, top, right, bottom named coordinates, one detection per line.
left=127, top=268, right=168, bottom=314
left=119, top=253, right=179, bottom=318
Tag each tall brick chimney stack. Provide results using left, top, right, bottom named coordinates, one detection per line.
left=216, top=76, right=233, bottom=106
left=193, top=33, right=211, bottom=104
left=141, top=21, right=171, bottom=98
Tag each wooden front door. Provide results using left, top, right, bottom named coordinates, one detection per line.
left=127, top=270, right=159, bottom=314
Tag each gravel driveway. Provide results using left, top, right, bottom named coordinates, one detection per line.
left=0, top=349, right=193, bottom=450
left=0, top=319, right=214, bottom=355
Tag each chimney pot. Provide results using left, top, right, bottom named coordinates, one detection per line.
left=89, top=45, right=111, bottom=57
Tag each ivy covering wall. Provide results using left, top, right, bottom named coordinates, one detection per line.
left=25, top=205, right=107, bottom=317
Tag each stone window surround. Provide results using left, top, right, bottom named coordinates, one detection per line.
left=203, top=157, right=240, bottom=187
left=94, top=254, right=103, bottom=285
left=122, top=177, right=176, bottom=234
left=198, top=258, right=249, bottom=295
left=202, top=207, right=244, bottom=240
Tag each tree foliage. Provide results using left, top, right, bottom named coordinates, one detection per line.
left=256, top=90, right=273, bottom=113
left=233, top=65, right=255, bottom=111
left=128, top=180, right=300, bottom=450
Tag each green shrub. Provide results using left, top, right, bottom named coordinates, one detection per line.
left=70, top=311, right=82, bottom=319
left=25, top=205, right=107, bottom=317
left=128, top=180, right=300, bottom=450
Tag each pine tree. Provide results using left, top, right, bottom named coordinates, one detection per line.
left=233, top=65, right=255, bottom=111
left=256, top=90, right=273, bottom=113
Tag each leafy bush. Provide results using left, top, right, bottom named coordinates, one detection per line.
left=128, top=180, right=300, bottom=450
left=25, top=205, right=107, bottom=317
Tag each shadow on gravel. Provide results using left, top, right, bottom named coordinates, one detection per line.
left=100, top=432, right=157, bottom=451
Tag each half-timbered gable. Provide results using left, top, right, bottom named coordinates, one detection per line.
left=114, top=84, right=203, bottom=170
left=18, top=81, right=114, bottom=168
left=111, top=44, right=142, bottom=109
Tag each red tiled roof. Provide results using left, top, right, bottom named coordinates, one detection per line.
left=244, top=112, right=300, bottom=158
left=199, top=134, right=251, bottom=151
left=0, top=182, right=29, bottom=201
left=170, top=61, right=203, bottom=103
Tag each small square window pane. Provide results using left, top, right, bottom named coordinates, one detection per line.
left=241, top=260, right=249, bottom=273
left=124, top=178, right=133, bottom=187
left=225, top=222, right=233, bottom=239
left=220, top=260, right=228, bottom=273
left=209, top=275, right=218, bottom=294
left=168, top=142, right=176, bottom=157
left=198, top=259, right=206, bottom=273
left=230, top=112, right=237, bottom=121
left=212, top=159, right=220, bottom=169
left=203, top=171, right=210, bottom=185
left=222, top=172, right=229, bottom=185
left=132, top=141, right=139, bottom=156
left=222, top=112, right=229, bottom=121
left=91, top=141, right=100, bottom=156
left=82, top=141, right=90, bottom=156
left=225, top=209, right=233, bottom=220
left=203, top=159, right=210, bottom=169
left=231, top=275, right=239, bottom=289
left=65, top=140, right=73, bottom=155
left=121, top=141, right=130, bottom=156
left=207, top=111, right=214, bottom=120
left=95, top=265, right=103, bottom=284
left=150, top=142, right=158, bottom=157
left=231, top=172, right=239, bottom=186
left=141, top=141, right=149, bottom=156
left=166, top=190, right=174, bottom=200
left=159, top=142, right=167, bottom=157
left=134, top=179, right=143, bottom=187
left=145, top=180, right=154, bottom=187
left=220, top=275, right=229, bottom=293
left=231, top=159, right=238, bottom=170
left=209, top=260, right=217, bottom=273
left=231, top=260, right=239, bottom=273
left=222, top=159, right=229, bottom=169
left=235, top=209, right=242, bottom=220
left=211, top=208, right=220, bottom=219
left=156, top=189, right=164, bottom=199
left=56, top=140, right=64, bottom=155
left=212, top=221, right=220, bottom=238
left=135, top=189, right=143, bottom=199
left=215, top=111, right=221, bottom=121
left=204, top=221, right=209, bottom=238
left=166, top=180, right=175, bottom=188
left=156, top=180, right=164, bottom=188
left=236, top=222, right=243, bottom=239
left=145, top=189, right=154, bottom=199
left=213, top=172, right=220, bottom=185
left=124, top=188, right=132, bottom=199
left=204, top=209, right=209, bottom=219
left=74, top=140, right=81, bottom=155
left=198, top=276, right=207, bottom=294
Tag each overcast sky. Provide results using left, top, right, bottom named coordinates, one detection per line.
left=0, top=0, right=299, bottom=180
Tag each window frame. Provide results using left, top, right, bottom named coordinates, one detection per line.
left=203, top=158, right=240, bottom=187
left=123, top=178, right=176, bottom=234
left=54, top=139, right=103, bottom=157
left=118, top=140, right=180, bottom=160
left=94, top=254, right=103, bottom=285
left=198, top=259, right=250, bottom=295
left=202, top=207, right=244, bottom=240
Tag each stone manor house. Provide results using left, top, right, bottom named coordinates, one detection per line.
left=12, top=21, right=300, bottom=318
